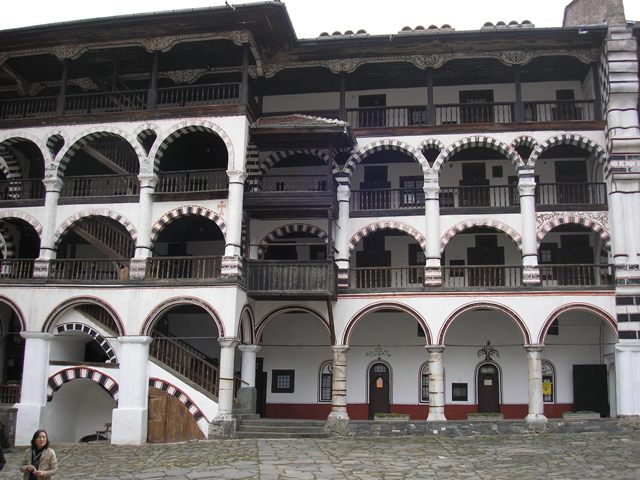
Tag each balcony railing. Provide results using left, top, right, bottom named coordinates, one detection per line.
left=156, top=169, right=228, bottom=193
left=351, top=188, right=425, bottom=211
left=260, top=175, right=329, bottom=192
left=156, top=83, right=240, bottom=107
left=65, top=90, right=148, bottom=114
left=540, top=264, right=613, bottom=287
left=0, top=259, right=35, bottom=280
left=0, top=178, right=45, bottom=201
left=524, top=100, right=595, bottom=122
left=440, top=185, right=518, bottom=208
left=60, top=174, right=139, bottom=198
left=247, top=260, right=336, bottom=297
left=349, top=266, right=425, bottom=289
left=0, top=96, right=58, bottom=119
left=48, top=258, right=130, bottom=281
left=442, top=265, right=523, bottom=288
left=536, top=183, right=606, bottom=206
left=0, top=384, right=20, bottom=404
left=146, top=256, right=222, bottom=280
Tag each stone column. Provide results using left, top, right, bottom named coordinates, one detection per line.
left=608, top=179, right=629, bottom=266
left=615, top=342, right=640, bottom=416
left=335, top=177, right=351, bottom=289
left=327, top=345, right=350, bottom=430
left=426, top=345, right=446, bottom=422
left=111, top=336, right=152, bottom=445
left=15, top=332, right=53, bottom=446
left=237, top=344, right=260, bottom=414
left=525, top=345, right=547, bottom=423
left=424, top=174, right=441, bottom=286
left=129, top=173, right=158, bottom=279
left=33, top=178, right=63, bottom=278
left=518, top=169, right=540, bottom=285
left=221, top=171, right=246, bottom=278
left=216, top=337, right=240, bottom=418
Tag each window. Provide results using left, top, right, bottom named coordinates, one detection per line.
left=542, top=360, right=555, bottom=403
left=319, top=361, right=333, bottom=402
left=271, top=369, right=295, bottom=393
left=420, top=363, right=429, bottom=403
left=400, top=176, right=424, bottom=207
left=452, top=383, right=468, bottom=401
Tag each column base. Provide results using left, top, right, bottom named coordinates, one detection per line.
left=522, top=265, right=541, bottom=286
left=326, top=412, right=351, bottom=436
left=525, top=413, right=548, bottom=424
left=15, top=403, right=45, bottom=446
left=236, top=386, right=257, bottom=414
left=111, top=408, right=148, bottom=445
left=424, top=266, right=442, bottom=286
left=426, top=410, right=447, bottom=422
left=32, top=259, right=51, bottom=279
left=221, top=255, right=244, bottom=278
left=337, top=267, right=349, bottom=289
left=209, top=417, right=238, bottom=439
left=128, top=258, right=148, bottom=280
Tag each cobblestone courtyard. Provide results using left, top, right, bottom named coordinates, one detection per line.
left=1, top=429, right=639, bottom=479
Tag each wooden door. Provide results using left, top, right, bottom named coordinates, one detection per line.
left=477, top=363, right=500, bottom=413
left=147, top=387, right=206, bottom=443
left=368, top=362, right=390, bottom=418
left=573, top=364, right=609, bottom=417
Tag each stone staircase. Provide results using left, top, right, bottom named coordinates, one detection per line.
left=236, top=418, right=331, bottom=439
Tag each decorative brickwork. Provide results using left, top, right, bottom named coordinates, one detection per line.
left=440, top=219, right=523, bottom=253
left=259, top=149, right=336, bottom=174
left=150, top=205, right=226, bottom=245
left=141, top=296, right=225, bottom=337
left=258, top=223, right=328, bottom=258
left=42, top=296, right=125, bottom=336
left=536, top=212, right=609, bottom=246
left=349, top=220, right=427, bottom=254
left=344, top=140, right=427, bottom=177
left=433, top=135, right=523, bottom=172
left=528, top=133, right=606, bottom=168
left=53, top=209, right=137, bottom=250
left=149, top=378, right=209, bottom=433
left=47, top=367, right=118, bottom=402
left=54, top=322, right=117, bottom=363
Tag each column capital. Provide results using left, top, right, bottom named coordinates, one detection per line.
left=226, top=170, right=247, bottom=183
left=219, top=336, right=240, bottom=348
left=337, top=183, right=351, bottom=201
left=524, top=344, right=545, bottom=353
left=118, top=336, right=152, bottom=345
left=20, top=332, right=54, bottom=341
left=331, top=345, right=350, bottom=354
left=425, top=344, right=445, bottom=353
left=238, top=344, right=261, bottom=354
left=42, top=177, right=63, bottom=191
left=137, top=173, right=158, bottom=189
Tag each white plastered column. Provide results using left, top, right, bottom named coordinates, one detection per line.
left=15, top=332, right=53, bottom=446
left=33, top=178, right=63, bottom=278
left=525, top=344, right=547, bottom=423
left=518, top=169, right=540, bottom=285
left=424, top=174, right=441, bottom=286
left=111, top=336, right=152, bottom=445
left=328, top=345, right=349, bottom=420
left=239, top=344, right=260, bottom=387
left=426, top=345, right=446, bottom=422
left=608, top=177, right=630, bottom=266
left=615, top=342, right=640, bottom=416
left=129, top=173, right=158, bottom=279
left=335, top=177, right=350, bottom=288
left=221, top=171, right=246, bottom=277
left=216, top=337, right=239, bottom=418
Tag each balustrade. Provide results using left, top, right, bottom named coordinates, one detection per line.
left=60, top=174, right=139, bottom=198
left=156, top=169, right=228, bottom=193
left=536, top=183, right=606, bottom=206
left=48, top=258, right=130, bottom=281
left=0, top=259, right=35, bottom=280
left=146, top=256, right=222, bottom=280
left=0, top=178, right=45, bottom=201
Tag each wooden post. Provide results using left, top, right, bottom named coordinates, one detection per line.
left=514, top=65, right=524, bottom=123
left=241, top=44, right=249, bottom=105
left=339, top=72, right=346, bottom=121
left=56, top=59, right=68, bottom=115
left=592, top=61, right=602, bottom=120
left=426, top=70, right=435, bottom=125
left=148, top=51, right=160, bottom=110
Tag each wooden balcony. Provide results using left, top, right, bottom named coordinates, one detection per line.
left=441, top=265, right=523, bottom=288
left=0, top=178, right=45, bottom=204
left=539, top=264, right=613, bottom=287
left=247, top=260, right=336, bottom=299
left=0, top=384, right=20, bottom=404
left=536, top=183, right=606, bottom=208
left=48, top=258, right=131, bottom=282
left=155, top=169, right=228, bottom=195
left=146, top=256, right=223, bottom=281
left=0, top=259, right=35, bottom=281
left=60, top=174, right=139, bottom=199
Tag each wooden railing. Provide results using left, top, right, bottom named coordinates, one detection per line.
left=156, top=83, right=240, bottom=107
left=60, top=174, right=139, bottom=197
left=435, top=103, right=515, bottom=125
left=351, top=188, right=425, bottom=211
left=74, top=217, right=135, bottom=258
left=540, top=264, right=613, bottom=287
left=247, top=260, right=336, bottom=297
left=0, top=96, right=57, bottom=119
left=440, top=185, right=519, bottom=208
left=349, top=266, right=425, bottom=289
left=0, top=259, right=35, bottom=280
left=146, top=256, right=223, bottom=280
left=65, top=90, right=148, bottom=114
left=156, top=169, right=228, bottom=193
left=260, top=175, right=330, bottom=192
left=0, top=178, right=45, bottom=201
left=0, top=384, right=20, bottom=404
left=524, top=100, right=595, bottom=122
left=442, top=265, right=523, bottom=288
left=150, top=333, right=220, bottom=397
left=48, top=258, right=130, bottom=281
left=77, top=304, right=120, bottom=334
left=536, top=183, right=606, bottom=206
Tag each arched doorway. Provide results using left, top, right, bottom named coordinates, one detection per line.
left=368, top=361, right=390, bottom=418
left=476, top=362, right=500, bottom=413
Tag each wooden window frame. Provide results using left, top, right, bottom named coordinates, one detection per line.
left=271, top=369, right=295, bottom=393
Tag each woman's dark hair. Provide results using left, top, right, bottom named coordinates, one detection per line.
left=30, top=429, right=49, bottom=449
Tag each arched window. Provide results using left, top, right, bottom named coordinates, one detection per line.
left=542, top=360, right=555, bottom=403
left=420, top=362, right=429, bottom=403
left=318, top=360, right=333, bottom=402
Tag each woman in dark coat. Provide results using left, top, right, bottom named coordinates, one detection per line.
left=20, top=429, right=58, bottom=479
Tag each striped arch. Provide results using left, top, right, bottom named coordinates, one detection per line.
left=54, top=127, right=142, bottom=178
left=0, top=294, right=27, bottom=332
left=54, top=323, right=117, bottom=363
left=260, top=149, right=337, bottom=174
left=343, top=140, right=428, bottom=177
left=46, top=130, right=66, bottom=157
left=47, top=367, right=118, bottom=402
left=433, top=136, right=523, bottom=172
left=349, top=220, right=427, bottom=254
left=43, top=296, right=125, bottom=336
left=256, top=305, right=330, bottom=341
left=258, top=223, right=329, bottom=258
left=150, top=205, right=226, bottom=246
left=538, top=303, right=617, bottom=344
left=511, top=135, right=539, bottom=163
left=0, top=133, right=51, bottom=173
left=528, top=133, right=606, bottom=167
left=0, top=211, right=44, bottom=236
left=342, top=302, right=432, bottom=345
left=134, top=123, right=160, bottom=151
left=0, top=223, right=15, bottom=258
left=237, top=305, right=255, bottom=344
left=150, top=120, right=234, bottom=173
left=0, top=157, right=9, bottom=179
left=438, top=301, right=531, bottom=345
left=418, top=138, right=446, bottom=153
left=440, top=219, right=523, bottom=254
left=149, top=378, right=209, bottom=434
left=141, top=296, right=225, bottom=337
left=536, top=214, right=610, bottom=247
left=53, top=209, right=137, bottom=251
